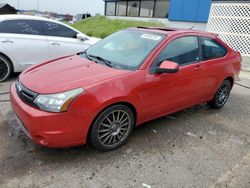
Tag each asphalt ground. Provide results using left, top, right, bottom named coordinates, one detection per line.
left=0, top=72, right=250, bottom=188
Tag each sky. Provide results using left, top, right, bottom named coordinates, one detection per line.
left=1, top=0, right=105, bottom=16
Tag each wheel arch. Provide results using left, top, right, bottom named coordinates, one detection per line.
left=224, top=76, right=234, bottom=87
left=0, top=52, right=14, bottom=73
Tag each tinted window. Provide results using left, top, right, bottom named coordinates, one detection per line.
left=201, top=37, right=227, bottom=60
left=156, top=36, right=199, bottom=65
left=127, top=1, right=140, bottom=17
left=42, top=21, right=77, bottom=38
left=116, top=1, right=127, bottom=16
left=140, top=1, right=154, bottom=17
left=154, top=0, right=170, bottom=18
left=0, top=21, right=4, bottom=32
left=106, top=2, right=116, bottom=16
left=0, top=20, right=43, bottom=35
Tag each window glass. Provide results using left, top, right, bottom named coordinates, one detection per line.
left=41, top=21, right=77, bottom=38
left=86, top=30, right=165, bottom=70
left=0, top=21, right=4, bottom=32
left=106, top=2, right=116, bottom=16
left=154, top=0, right=169, bottom=18
left=140, top=0, right=154, bottom=17
left=127, top=1, right=139, bottom=17
left=0, top=20, right=43, bottom=35
left=116, top=1, right=127, bottom=16
left=156, top=36, right=199, bottom=65
left=201, top=37, right=227, bottom=60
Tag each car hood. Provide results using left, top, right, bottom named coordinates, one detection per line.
left=19, top=55, right=131, bottom=94
left=86, top=37, right=101, bottom=45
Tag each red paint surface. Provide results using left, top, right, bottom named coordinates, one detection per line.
left=10, top=28, right=241, bottom=148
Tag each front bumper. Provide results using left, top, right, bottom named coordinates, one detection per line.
left=10, top=83, right=92, bottom=148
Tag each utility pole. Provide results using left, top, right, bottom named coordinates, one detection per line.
left=17, top=0, right=20, bottom=10
left=37, top=0, right=39, bottom=11
left=60, top=3, right=63, bottom=15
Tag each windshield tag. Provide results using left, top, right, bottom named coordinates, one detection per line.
left=140, top=34, right=162, bottom=41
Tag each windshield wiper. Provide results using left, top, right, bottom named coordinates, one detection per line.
left=86, top=53, right=113, bottom=68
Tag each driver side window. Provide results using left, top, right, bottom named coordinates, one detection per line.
left=155, top=36, right=199, bottom=66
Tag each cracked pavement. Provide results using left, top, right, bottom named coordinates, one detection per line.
left=0, top=72, right=250, bottom=188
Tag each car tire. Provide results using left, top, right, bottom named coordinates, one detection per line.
left=90, top=105, right=134, bottom=151
left=0, top=55, right=12, bottom=82
left=208, top=79, right=232, bottom=109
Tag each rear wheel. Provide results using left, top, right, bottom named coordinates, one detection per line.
left=90, top=105, right=134, bottom=151
left=208, top=80, right=232, bottom=109
left=0, top=55, right=11, bottom=82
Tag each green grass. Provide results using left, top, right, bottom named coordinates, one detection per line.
left=71, top=16, right=164, bottom=38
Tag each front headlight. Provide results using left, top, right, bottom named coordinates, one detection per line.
left=34, top=88, right=84, bottom=112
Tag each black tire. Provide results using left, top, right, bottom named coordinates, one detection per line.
left=208, top=79, right=232, bottom=109
left=0, top=55, right=11, bottom=82
left=90, top=105, right=134, bottom=151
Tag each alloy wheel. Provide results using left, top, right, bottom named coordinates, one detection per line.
left=0, top=57, right=10, bottom=81
left=98, top=110, right=131, bottom=147
left=217, top=84, right=230, bottom=106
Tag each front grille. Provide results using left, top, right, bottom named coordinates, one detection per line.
left=16, top=79, right=39, bottom=108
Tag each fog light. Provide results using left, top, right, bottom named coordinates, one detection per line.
left=35, top=135, right=49, bottom=146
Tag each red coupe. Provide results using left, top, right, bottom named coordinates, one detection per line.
left=10, top=27, right=241, bottom=150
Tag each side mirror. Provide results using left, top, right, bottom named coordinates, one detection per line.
left=153, top=60, right=179, bottom=74
left=77, top=33, right=88, bottom=41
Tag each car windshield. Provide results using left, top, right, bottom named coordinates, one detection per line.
left=84, top=30, right=165, bottom=70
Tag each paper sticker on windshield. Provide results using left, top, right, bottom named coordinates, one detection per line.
left=141, top=34, right=162, bottom=41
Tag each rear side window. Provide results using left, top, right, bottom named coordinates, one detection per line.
left=0, top=20, right=43, bottom=35
left=0, top=21, right=4, bottom=32
left=41, top=21, right=77, bottom=38
left=201, top=37, right=227, bottom=60
left=155, top=36, right=199, bottom=66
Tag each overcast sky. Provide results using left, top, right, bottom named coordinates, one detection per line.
left=1, top=0, right=105, bottom=16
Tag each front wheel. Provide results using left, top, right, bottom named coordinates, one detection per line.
left=208, top=80, right=232, bottom=109
left=0, top=55, right=11, bottom=82
left=90, top=105, right=134, bottom=151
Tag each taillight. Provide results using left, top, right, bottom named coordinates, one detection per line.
left=237, top=52, right=242, bottom=63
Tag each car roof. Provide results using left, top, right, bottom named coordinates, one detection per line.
left=129, top=26, right=217, bottom=38
left=0, top=14, right=86, bottom=35
left=0, top=14, right=60, bottom=23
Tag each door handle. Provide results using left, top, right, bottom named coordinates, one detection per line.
left=1, top=39, right=14, bottom=43
left=51, top=42, right=60, bottom=46
left=194, top=65, right=201, bottom=71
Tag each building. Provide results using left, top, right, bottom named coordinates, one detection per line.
left=0, top=3, right=17, bottom=15
left=103, top=0, right=215, bottom=30
left=103, top=0, right=212, bottom=22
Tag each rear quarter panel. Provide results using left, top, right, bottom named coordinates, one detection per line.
left=203, top=37, right=241, bottom=98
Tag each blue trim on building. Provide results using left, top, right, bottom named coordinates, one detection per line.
left=104, top=0, right=212, bottom=23
left=168, top=0, right=212, bottom=22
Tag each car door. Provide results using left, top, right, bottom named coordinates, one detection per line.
left=141, top=36, right=206, bottom=120
left=40, top=21, right=90, bottom=59
left=0, top=19, right=50, bottom=69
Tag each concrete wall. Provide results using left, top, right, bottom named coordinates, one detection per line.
left=242, top=57, right=250, bottom=72
left=107, top=16, right=207, bottom=31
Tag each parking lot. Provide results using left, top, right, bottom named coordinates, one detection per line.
left=0, top=73, right=250, bottom=188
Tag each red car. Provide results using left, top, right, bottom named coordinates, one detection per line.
left=10, top=27, right=241, bottom=151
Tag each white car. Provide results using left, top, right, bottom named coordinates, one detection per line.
left=0, top=15, right=100, bottom=82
